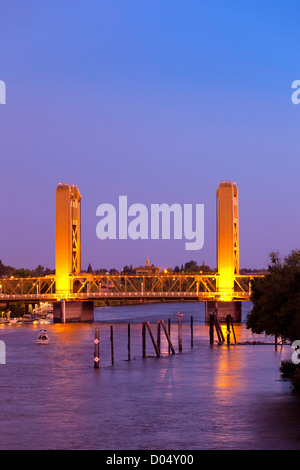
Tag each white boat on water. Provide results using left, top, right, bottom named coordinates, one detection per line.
left=36, top=330, right=50, bottom=344
left=23, top=314, right=35, bottom=323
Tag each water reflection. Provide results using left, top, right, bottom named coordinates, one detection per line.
left=0, top=301, right=299, bottom=449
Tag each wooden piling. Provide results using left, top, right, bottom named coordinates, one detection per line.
left=213, top=313, right=225, bottom=343
left=142, top=322, right=146, bottom=358
left=213, top=313, right=221, bottom=343
left=190, top=316, right=194, bottom=348
left=157, top=320, right=161, bottom=356
left=145, top=322, right=160, bottom=357
left=209, top=313, right=214, bottom=344
left=229, top=315, right=237, bottom=344
left=160, top=320, right=175, bottom=355
left=110, top=325, right=114, bottom=365
left=94, top=327, right=100, bottom=369
left=168, top=318, right=171, bottom=354
left=127, top=324, right=131, bottom=361
left=178, top=316, right=182, bottom=352
left=226, top=315, right=231, bottom=345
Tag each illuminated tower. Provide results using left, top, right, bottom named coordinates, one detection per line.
left=205, top=181, right=241, bottom=322
left=216, top=181, right=239, bottom=296
left=55, top=183, right=81, bottom=294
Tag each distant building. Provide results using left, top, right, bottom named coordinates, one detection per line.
left=134, top=257, right=161, bottom=275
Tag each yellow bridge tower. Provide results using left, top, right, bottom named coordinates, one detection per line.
left=55, top=183, right=81, bottom=294
left=54, top=183, right=93, bottom=322
left=205, top=181, right=242, bottom=321
left=217, top=181, right=239, bottom=296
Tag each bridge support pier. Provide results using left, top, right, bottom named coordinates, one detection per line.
left=205, top=301, right=241, bottom=323
left=5, top=302, right=10, bottom=321
left=53, top=301, right=94, bottom=323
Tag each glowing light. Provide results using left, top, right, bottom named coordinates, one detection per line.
left=216, top=182, right=239, bottom=301
left=56, top=184, right=81, bottom=294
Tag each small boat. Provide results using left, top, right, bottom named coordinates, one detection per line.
left=23, top=314, right=35, bottom=323
left=36, top=330, right=50, bottom=344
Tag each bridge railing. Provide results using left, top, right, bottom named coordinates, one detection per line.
left=72, top=274, right=219, bottom=295
left=0, top=273, right=264, bottom=301
left=0, top=276, right=56, bottom=297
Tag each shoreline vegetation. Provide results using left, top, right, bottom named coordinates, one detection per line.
left=0, top=258, right=267, bottom=279
left=246, top=249, right=300, bottom=392
left=280, top=359, right=300, bottom=391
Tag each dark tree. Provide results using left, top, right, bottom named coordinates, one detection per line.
left=14, top=268, right=33, bottom=278
left=34, top=265, right=45, bottom=277
left=0, top=259, right=5, bottom=276
left=109, top=268, right=119, bottom=275
left=122, top=265, right=135, bottom=275
left=0, top=259, right=15, bottom=277
left=199, top=261, right=212, bottom=273
left=87, top=263, right=93, bottom=273
left=184, top=260, right=199, bottom=273
left=246, top=250, right=300, bottom=342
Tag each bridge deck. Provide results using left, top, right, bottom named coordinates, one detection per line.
left=0, top=273, right=263, bottom=303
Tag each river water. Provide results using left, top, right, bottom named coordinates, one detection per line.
left=0, top=301, right=299, bottom=450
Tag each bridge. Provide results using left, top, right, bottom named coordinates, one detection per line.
left=0, top=181, right=263, bottom=322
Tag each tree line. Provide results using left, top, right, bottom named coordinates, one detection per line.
left=0, top=260, right=54, bottom=278
left=85, top=260, right=213, bottom=275
left=0, top=257, right=267, bottom=278
left=247, top=250, right=300, bottom=342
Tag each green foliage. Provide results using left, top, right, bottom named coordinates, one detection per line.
left=122, top=265, right=135, bottom=274
left=280, top=359, right=298, bottom=376
left=14, top=268, right=33, bottom=278
left=9, top=303, right=25, bottom=316
left=87, top=263, right=93, bottom=273
left=291, top=372, right=300, bottom=391
left=246, top=250, right=300, bottom=342
left=0, top=259, right=15, bottom=277
left=0, top=259, right=54, bottom=278
left=183, top=260, right=212, bottom=273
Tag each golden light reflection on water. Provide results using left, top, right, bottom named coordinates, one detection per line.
left=152, top=323, right=254, bottom=403
left=0, top=303, right=299, bottom=450
left=212, top=346, right=247, bottom=398
left=153, top=364, right=177, bottom=401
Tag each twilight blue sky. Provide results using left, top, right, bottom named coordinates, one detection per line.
left=0, top=0, right=299, bottom=271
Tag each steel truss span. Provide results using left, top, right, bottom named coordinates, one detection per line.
left=0, top=273, right=263, bottom=302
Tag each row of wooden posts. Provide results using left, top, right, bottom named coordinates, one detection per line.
left=94, top=315, right=192, bottom=368
left=94, top=314, right=238, bottom=368
left=209, top=313, right=236, bottom=345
